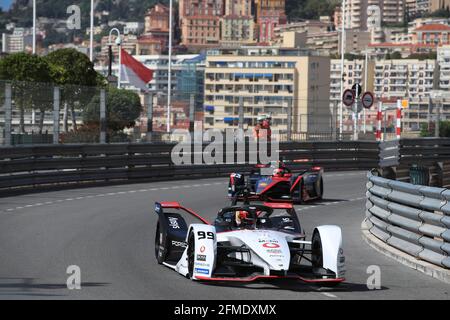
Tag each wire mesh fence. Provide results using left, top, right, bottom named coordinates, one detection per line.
left=0, top=80, right=380, bottom=146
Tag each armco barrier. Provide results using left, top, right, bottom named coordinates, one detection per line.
left=366, top=171, right=450, bottom=269
left=0, top=141, right=379, bottom=194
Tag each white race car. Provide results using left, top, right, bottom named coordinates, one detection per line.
left=154, top=201, right=345, bottom=285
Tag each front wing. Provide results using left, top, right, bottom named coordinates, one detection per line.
left=195, top=274, right=345, bottom=284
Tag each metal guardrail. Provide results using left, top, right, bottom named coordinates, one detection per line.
left=0, top=141, right=379, bottom=194
left=366, top=171, right=450, bottom=269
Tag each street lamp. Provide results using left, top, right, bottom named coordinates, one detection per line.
left=109, top=28, right=122, bottom=89
left=167, top=0, right=174, bottom=133
left=339, top=0, right=347, bottom=139
left=32, top=0, right=36, bottom=54
left=90, top=0, right=94, bottom=62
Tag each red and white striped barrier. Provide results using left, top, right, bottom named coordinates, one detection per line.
left=376, top=102, right=382, bottom=141
left=396, top=100, right=402, bottom=139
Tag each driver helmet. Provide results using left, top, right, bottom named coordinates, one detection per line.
left=273, top=168, right=284, bottom=177
left=257, top=115, right=267, bottom=123
left=235, top=210, right=249, bottom=226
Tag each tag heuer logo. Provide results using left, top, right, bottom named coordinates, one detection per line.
left=197, top=254, right=206, bottom=261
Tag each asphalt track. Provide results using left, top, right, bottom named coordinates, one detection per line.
left=0, top=171, right=449, bottom=300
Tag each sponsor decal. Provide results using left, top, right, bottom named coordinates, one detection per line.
left=194, top=268, right=209, bottom=275
left=171, top=240, right=187, bottom=248
left=258, top=239, right=278, bottom=243
left=259, top=182, right=268, bottom=187
left=263, top=243, right=280, bottom=249
left=197, top=254, right=206, bottom=261
left=168, top=217, right=180, bottom=229
left=194, top=262, right=210, bottom=268
left=200, top=245, right=206, bottom=253
left=266, top=249, right=282, bottom=254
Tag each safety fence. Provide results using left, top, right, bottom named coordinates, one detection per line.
left=366, top=171, right=450, bottom=269
left=378, top=138, right=450, bottom=188
left=0, top=141, right=379, bottom=194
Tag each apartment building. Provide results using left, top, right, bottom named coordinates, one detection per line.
left=330, top=59, right=375, bottom=107
left=329, top=59, right=376, bottom=131
left=221, top=0, right=255, bottom=46
left=179, top=0, right=223, bottom=49
left=381, top=0, right=405, bottom=25
left=2, top=28, right=33, bottom=53
left=338, top=29, right=372, bottom=54
left=255, top=0, right=287, bottom=43
left=416, top=0, right=450, bottom=13
left=406, top=0, right=417, bottom=16
left=145, top=4, right=170, bottom=34
left=438, top=45, right=450, bottom=90
left=342, top=0, right=405, bottom=31
left=204, top=47, right=331, bottom=133
left=373, top=59, right=436, bottom=101
left=124, top=22, right=144, bottom=35
left=413, top=24, right=450, bottom=45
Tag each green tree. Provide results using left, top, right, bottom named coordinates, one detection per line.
left=46, top=48, right=100, bottom=132
left=0, top=52, right=52, bottom=133
left=391, top=51, right=402, bottom=59
left=420, top=121, right=450, bottom=137
left=83, top=87, right=143, bottom=133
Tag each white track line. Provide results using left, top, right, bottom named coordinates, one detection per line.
left=0, top=182, right=228, bottom=214
left=297, top=197, right=365, bottom=212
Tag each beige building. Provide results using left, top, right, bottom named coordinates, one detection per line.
left=373, top=59, right=436, bottom=101
left=338, top=29, right=372, bottom=54
left=204, top=47, right=331, bottom=133
left=406, top=0, right=417, bottom=15
left=221, top=0, right=255, bottom=46
left=273, top=20, right=333, bottom=41
left=416, top=0, right=450, bottom=13
left=179, top=0, right=223, bottom=50
left=273, top=20, right=339, bottom=54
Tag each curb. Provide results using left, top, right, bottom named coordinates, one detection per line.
left=361, top=219, right=450, bottom=284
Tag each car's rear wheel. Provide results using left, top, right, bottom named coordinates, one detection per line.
left=317, top=177, right=324, bottom=200
left=187, top=231, right=195, bottom=279
left=295, top=181, right=304, bottom=204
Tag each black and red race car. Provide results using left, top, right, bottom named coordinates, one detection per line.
left=228, top=161, right=324, bottom=204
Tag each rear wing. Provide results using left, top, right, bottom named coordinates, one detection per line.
left=155, top=202, right=211, bottom=225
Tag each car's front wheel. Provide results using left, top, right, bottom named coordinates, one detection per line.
left=311, top=231, right=340, bottom=287
left=294, top=180, right=304, bottom=204
left=187, top=231, right=195, bottom=279
left=155, top=223, right=166, bottom=264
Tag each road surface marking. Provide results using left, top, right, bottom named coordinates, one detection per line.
left=0, top=182, right=228, bottom=214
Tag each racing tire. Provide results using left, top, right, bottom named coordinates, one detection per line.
left=155, top=222, right=166, bottom=264
left=295, top=181, right=304, bottom=205
left=311, top=231, right=323, bottom=271
left=311, top=231, right=340, bottom=287
left=187, top=231, right=195, bottom=280
left=317, top=177, right=324, bottom=201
